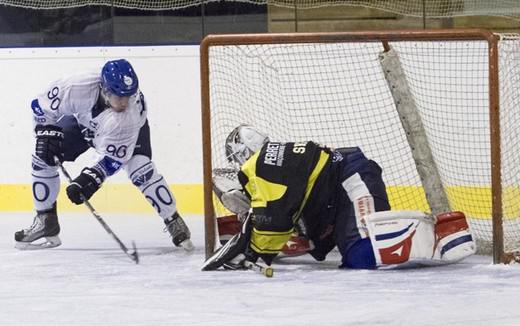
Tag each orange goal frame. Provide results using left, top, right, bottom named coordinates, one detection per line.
left=200, top=29, right=503, bottom=263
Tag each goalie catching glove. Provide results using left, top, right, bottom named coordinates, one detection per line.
left=212, top=168, right=251, bottom=217
left=202, top=212, right=257, bottom=271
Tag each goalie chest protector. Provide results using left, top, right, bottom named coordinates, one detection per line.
left=238, top=141, right=337, bottom=235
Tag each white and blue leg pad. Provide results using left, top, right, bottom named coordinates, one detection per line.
left=435, top=231, right=475, bottom=263
left=124, top=154, right=176, bottom=219
left=365, top=210, right=437, bottom=268
left=365, top=210, right=475, bottom=268
left=31, top=155, right=60, bottom=211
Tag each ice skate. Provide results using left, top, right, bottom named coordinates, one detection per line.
left=15, top=206, right=61, bottom=250
left=165, top=212, right=194, bottom=251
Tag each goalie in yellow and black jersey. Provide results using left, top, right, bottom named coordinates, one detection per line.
left=203, top=125, right=476, bottom=271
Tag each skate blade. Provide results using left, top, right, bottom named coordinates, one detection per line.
left=15, top=236, right=62, bottom=250
left=181, top=239, right=195, bottom=252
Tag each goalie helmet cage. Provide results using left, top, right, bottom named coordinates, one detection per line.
left=201, top=29, right=520, bottom=264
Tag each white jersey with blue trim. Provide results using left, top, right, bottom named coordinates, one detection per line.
left=31, top=71, right=147, bottom=167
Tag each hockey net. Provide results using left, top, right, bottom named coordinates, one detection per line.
left=201, top=29, right=520, bottom=263
left=1, top=0, right=520, bottom=20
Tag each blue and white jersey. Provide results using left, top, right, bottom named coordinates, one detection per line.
left=31, top=70, right=147, bottom=174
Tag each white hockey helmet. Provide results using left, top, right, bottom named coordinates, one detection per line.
left=225, top=125, right=269, bottom=166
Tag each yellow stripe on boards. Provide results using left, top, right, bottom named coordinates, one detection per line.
left=3, top=184, right=520, bottom=221
left=0, top=184, right=203, bottom=214
left=387, top=185, right=520, bottom=220
left=0, top=184, right=33, bottom=212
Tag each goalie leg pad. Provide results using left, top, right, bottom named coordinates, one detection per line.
left=125, top=155, right=176, bottom=219
left=365, top=210, right=436, bottom=268
left=434, top=211, right=476, bottom=262
left=342, top=210, right=475, bottom=269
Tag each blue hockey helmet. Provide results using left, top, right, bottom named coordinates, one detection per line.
left=101, top=59, right=139, bottom=97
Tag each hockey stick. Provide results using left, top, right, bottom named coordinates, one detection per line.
left=55, top=159, right=139, bottom=264
left=221, top=256, right=274, bottom=278
left=243, top=260, right=274, bottom=278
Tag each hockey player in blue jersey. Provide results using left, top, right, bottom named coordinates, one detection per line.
left=203, top=125, right=476, bottom=271
left=15, top=59, right=194, bottom=251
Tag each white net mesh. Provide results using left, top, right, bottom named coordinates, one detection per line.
left=204, top=32, right=520, bottom=255
left=1, top=0, right=520, bottom=19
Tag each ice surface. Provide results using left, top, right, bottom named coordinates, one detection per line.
left=2, top=212, right=520, bottom=326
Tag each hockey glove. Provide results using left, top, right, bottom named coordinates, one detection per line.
left=212, top=168, right=251, bottom=216
left=35, top=125, right=64, bottom=166
left=66, top=167, right=105, bottom=204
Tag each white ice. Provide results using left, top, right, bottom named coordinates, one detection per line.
left=2, top=212, right=520, bottom=326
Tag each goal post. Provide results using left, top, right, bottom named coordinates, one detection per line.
left=201, top=29, right=518, bottom=263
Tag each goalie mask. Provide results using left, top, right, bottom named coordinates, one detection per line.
left=225, top=125, right=269, bottom=166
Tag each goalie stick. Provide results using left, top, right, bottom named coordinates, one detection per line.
left=204, top=248, right=274, bottom=278
left=55, top=158, right=139, bottom=264
left=243, top=260, right=274, bottom=278
left=202, top=212, right=273, bottom=277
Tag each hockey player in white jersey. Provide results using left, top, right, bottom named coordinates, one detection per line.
left=15, top=59, right=194, bottom=251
